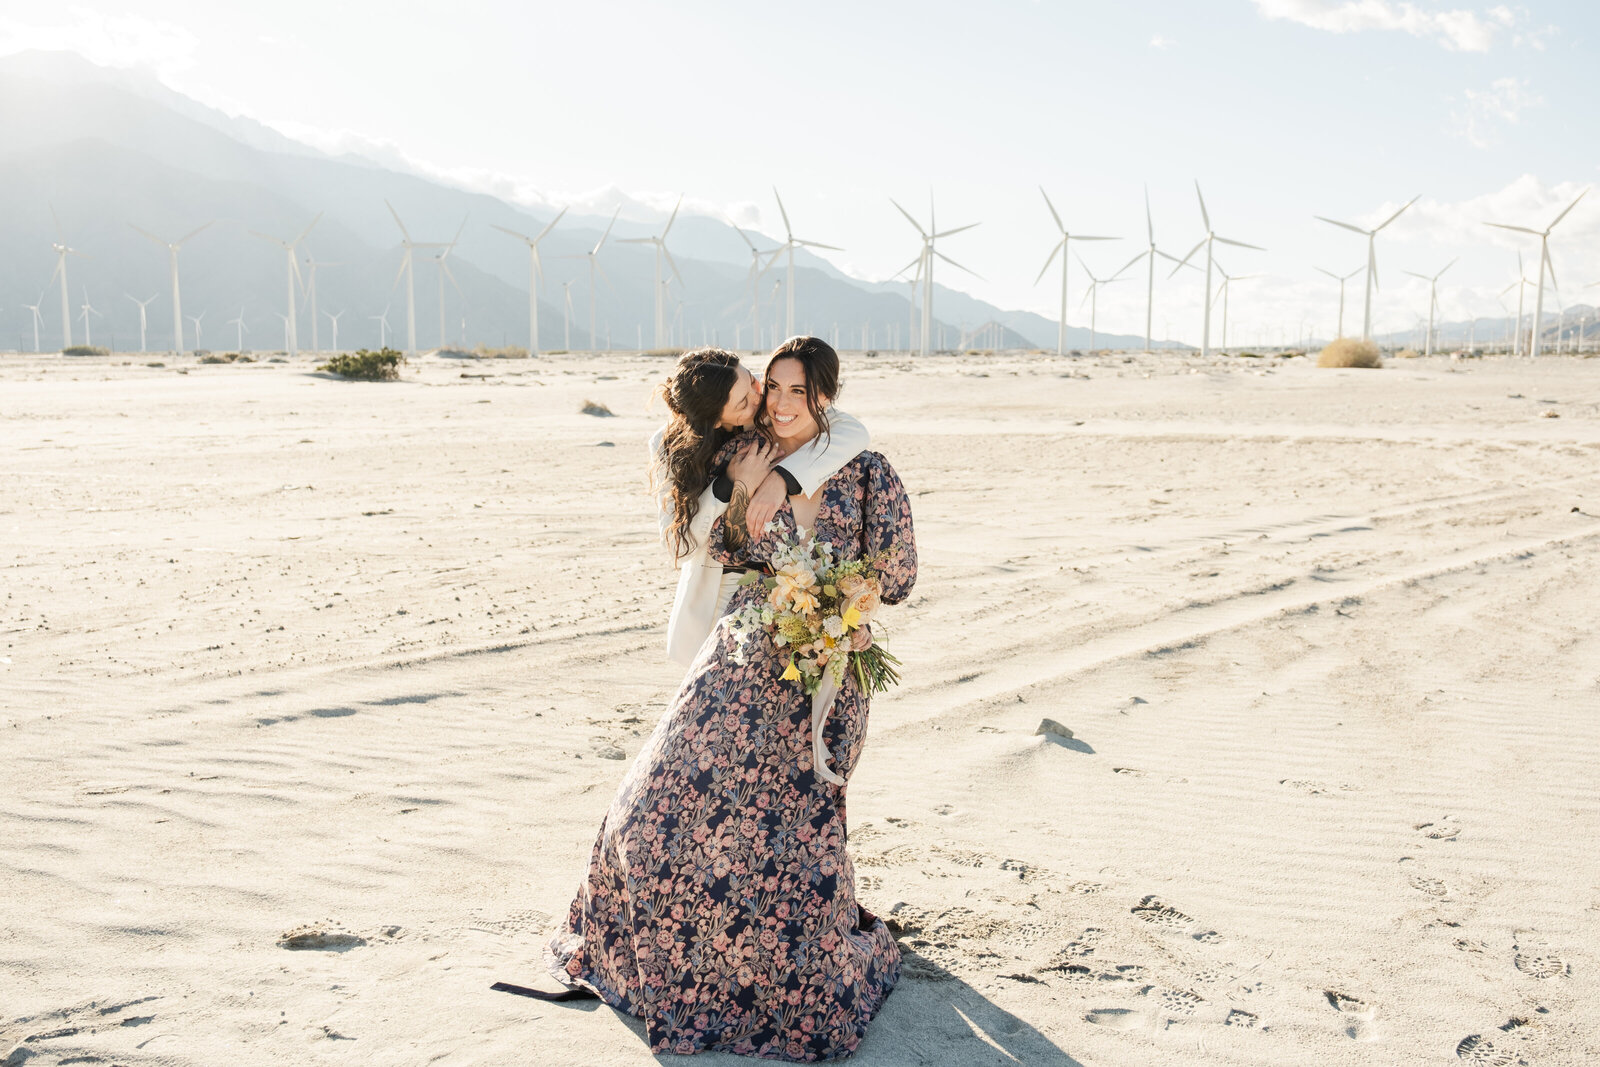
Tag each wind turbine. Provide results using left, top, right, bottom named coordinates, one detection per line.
left=771, top=188, right=842, bottom=339
left=491, top=207, right=565, bottom=356
left=1113, top=187, right=1187, bottom=353
left=186, top=310, right=206, bottom=351
left=130, top=220, right=213, bottom=354
left=566, top=207, right=619, bottom=353
left=1035, top=188, right=1117, bottom=355
left=621, top=196, right=683, bottom=348
left=733, top=225, right=781, bottom=349
left=1403, top=259, right=1457, bottom=356
left=1315, top=265, right=1363, bottom=339
left=126, top=293, right=157, bottom=353
left=77, top=288, right=102, bottom=348
left=250, top=214, right=319, bottom=357
left=1499, top=253, right=1534, bottom=355
left=1484, top=189, right=1589, bottom=358
left=1210, top=265, right=1259, bottom=350
left=431, top=217, right=468, bottom=349
left=323, top=309, right=344, bottom=354
left=1315, top=194, right=1419, bottom=342
left=274, top=311, right=290, bottom=352
left=49, top=208, right=87, bottom=349
left=229, top=307, right=247, bottom=352
left=1075, top=253, right=1128, bottom=351
left=384, top=200, right=446, bottom=355
left=1171, top=182, right=1264, bottom=358
left=301, top=255, right=340, bottom=353
left=560, top=281, right=574, bottom=351
left=369, top=304, right=392, bottom=349
left=892, top=193, right=980, bottom=357
left=23, top=294, right=45, bottom=353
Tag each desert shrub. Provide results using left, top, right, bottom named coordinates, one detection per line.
left=198, top=352, right=238, bottom=364
left=1395, top=348, right=1422, bottom=359
left=580, top=399, right=616, bottom=417
left=643, top=348, right=685, bottom=358
left=62, top=345, right=109, bottom=356
left=476, top=344, right=529, bottom=359
left=1317, top=339, right=1382, bottom=369
left=320, top=347, right=405, bottom=381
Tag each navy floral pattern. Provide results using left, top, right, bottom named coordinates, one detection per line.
left=547, top=445, right=916, bottom=1061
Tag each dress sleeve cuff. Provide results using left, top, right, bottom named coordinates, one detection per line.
left=773, top=465, right=802, bottom=496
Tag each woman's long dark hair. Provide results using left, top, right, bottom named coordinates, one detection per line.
left=756, top=335, right=838, bottom=442
left=654, top=348, right=741, bottom=561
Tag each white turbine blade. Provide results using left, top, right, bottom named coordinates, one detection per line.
left=662, top=195, right=682, bottom=239
left=1214, top=236, right=1264, bottom=251
left=1343, top=267, right=1363, bottom=281
left=1168, top=238, right=1206, bottom=277
left=732, top=224, right=758, bottom=252
left=293, top=213, right=322, bottom=247
left=129, top=224, right=167, bottom=246
left=662, top=246, right=684, bottom=286
left=931, top=223, right=979, bottom=242
left=1144, top=185, right=1154, bottom=245
left=797, top=239, right=844, bottom=252
left=1436, top=258, right=1458, bottom=280
left=895, top=252, right=926, bottom=280
left=1548, top=188, right=1588, bottom=230
left=1194, top=182, right=1210, bottom=232
left=618, top=236, right=655, bottom=244
left=1080, top=285, right=1096, bottom=310
left=1315, top=216, right=1369, bottom=236
left=448, top=215, right=469, bottom=248
left=248, top=230, right=290, bottom=247
left=773, top=188, right=794, bottom=238
left=1544, top=244, right=1559, bottom=291
left=443, top=260, right=466, bottom=300
left=386, top=200, right=412, bottom=242
left=1115, top=250, right=1150, bottom=277
left=890, top=198, right=928, bottom=238
left=175, top=221, right=213, bottom=246
left=592, top=207, right=620, bottom=253
left=933, top=250, right=983, bottom=280
left=1315, top=267, right=1339, bottom=280
left=1073, top=235, right=1117, bottom=242
left=1403, top=270, right=1430, bottom=281
left=1033, top=240, right=1064, bottom=286
left=1038, top=187, right=1065, bottom=234
left=492, top=223, right=534, bottom=243
left=391, top=255, right=409, bottom=294
left=1374, top=194, right=1420, bottom=232
left=533, top=206, right=567, bottom=243
left=1484, top=222, right=1542, bottom=236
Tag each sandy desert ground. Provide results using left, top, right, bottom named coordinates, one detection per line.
left=3, top=346, right=1599, bottom=1066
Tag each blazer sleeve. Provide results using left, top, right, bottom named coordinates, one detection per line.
left=775, top=409, right=870, bottom=497
left=862, top=452, right=917, bottom=605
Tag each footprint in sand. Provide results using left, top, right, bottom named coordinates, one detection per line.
left=1149, top=986, right=1204, bottom=1016
left=1416, top=817, right=1462, bottom=840
left=278, top=923, right=367, bottom=950
left=1398, top=857, right=1449, bottom=898
left=1512, top=931, right=1570, bottom=980
left=1325, top=989, right=1379, bottom=1041
left=1084, top=1007, right=1147, bottom=1031
left=1131, top=895, right=1224, bottom=942
left=1455, top=1016, right=1542, bottom=1066
left=1225, top=1008, right=1260, bottom=1029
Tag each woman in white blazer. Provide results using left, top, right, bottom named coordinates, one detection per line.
left=650, top=347, right=867, bottom=665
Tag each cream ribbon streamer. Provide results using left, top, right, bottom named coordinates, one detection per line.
left=810, top=670, right=847, bottom=787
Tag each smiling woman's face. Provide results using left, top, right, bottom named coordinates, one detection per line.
left=716, top=364, right=761, bottom=431
left=763, top=357, right=824, bottom=445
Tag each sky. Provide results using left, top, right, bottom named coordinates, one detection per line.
left=3, top=1, right=1598, bottom=346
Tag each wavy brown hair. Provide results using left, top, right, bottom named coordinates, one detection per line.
left=653, top=348, right=742, bottom=561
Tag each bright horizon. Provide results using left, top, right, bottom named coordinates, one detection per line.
left=3, top=0, right=1598, bottom=348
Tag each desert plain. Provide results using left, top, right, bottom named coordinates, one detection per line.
left=2, top=347, right=1599, bottom=1066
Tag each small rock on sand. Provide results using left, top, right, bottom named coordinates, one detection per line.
left=1035, top=719, right=1074, bottom=740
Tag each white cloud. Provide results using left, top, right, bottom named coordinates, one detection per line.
left=1251, top=0, right=1506, bottom=52
left=0, top=9, right=198, bottom=77
left=1448, top=76, right=1541, bottom=148
left=1150, top=35, right=1174, bottom=49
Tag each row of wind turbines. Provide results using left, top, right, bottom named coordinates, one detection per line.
left=29, top=182, right=1595, bottom=359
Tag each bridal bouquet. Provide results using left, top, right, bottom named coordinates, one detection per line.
left=727, top=525, right=901, bottom=696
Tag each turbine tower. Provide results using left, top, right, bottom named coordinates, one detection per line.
left=1403, top=259, right=1457, bottom=356
left=370, top=304, right=392, bottom=349
left=49, top=208, right=87, bottom=350
left=1484, top=189, right=1589, bottom=358
left=432, top=217, right=468, bottom=349
left=249, top=213, right=320, bottom=356
left=491, top=206, right=565, bottom=356
left=131, top=221, right=213, bottom=354
left=772, top=188, right=842, bottom=338
left=186, top=310, right=206, bottom=351
left=621, top=196, right=683, bottom=348
left=1315, top=194, right=1419, bottom=342
left=323, top=309, right=343, bottom=354
left=891, top=193, right=980, bottom=357
left=1315, top=265, right=1363, bottom=338
left=560, top=281, right=574, bottom=351
left=1035, top=187, right=1116, bottom=355
left=384, top=200, right=446, bottom=355
left=301, top=255, right=341, bottom=353
left=1499, top=254, right=1533, bottom=356
left=1113, top=187, right=1185, bottom=353
left=77, top=288, right=102, bottom=348
left=229, top=307, right=247, bottom=352
left=1171, top=182, right=1264, bottom=358
left=23, top=294, right=45, bottom=353
left=1210, top=265, right=1259, bottom=350
left=733, top=225, right=781, bottom=350
left=1075, top=253, right=1128, bottom=351
left=126, top=293, right=157, bottom=353
left=566, top=207, right=620, bottom=353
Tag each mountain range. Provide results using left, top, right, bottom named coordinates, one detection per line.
left=1, top=50, right=1188, bottom=356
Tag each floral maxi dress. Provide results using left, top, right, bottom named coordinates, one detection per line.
left=547, top=448, right=917, bottom=1061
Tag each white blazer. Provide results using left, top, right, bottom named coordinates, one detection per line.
left=653, top=411, right=870, bottom=665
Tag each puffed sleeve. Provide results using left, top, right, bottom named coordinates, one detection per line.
left=861, top=452, right=917, bottom=604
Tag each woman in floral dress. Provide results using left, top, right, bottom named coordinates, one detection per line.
left=547, top=336, right=916, bottom=1060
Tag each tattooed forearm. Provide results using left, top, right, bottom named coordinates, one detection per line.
left=726, top=482, right=750, bottom=549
